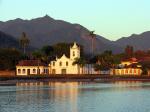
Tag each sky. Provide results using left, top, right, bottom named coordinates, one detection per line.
left=0, top=0, right=150, bottom=40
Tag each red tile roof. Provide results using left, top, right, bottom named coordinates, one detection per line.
left=122, top=58, right=138, bottom=62
left=17, top=60, right=47, bottom=66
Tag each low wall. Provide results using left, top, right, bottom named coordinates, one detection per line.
left=0, top=70, right=16, bottom=76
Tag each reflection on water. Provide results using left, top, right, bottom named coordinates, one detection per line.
left=15, top=82, right=79, bottom=112
left=0, top=81, right=150, bottom=112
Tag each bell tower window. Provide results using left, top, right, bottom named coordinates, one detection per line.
left=73, top=51, right=75, bottom=56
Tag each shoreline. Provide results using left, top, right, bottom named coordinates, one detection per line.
left=0, top=75, right=150, bottom=85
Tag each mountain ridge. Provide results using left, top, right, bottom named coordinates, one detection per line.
left=1, top=15, right=150, bottom=53
left=0, top=15, right=122, bottom=54
left=115, top=31, right=150, bottom=50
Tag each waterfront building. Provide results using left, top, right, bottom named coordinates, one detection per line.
left=111, top=58, right=142, bottom=76
left=49, top=42, right=95, bottom=74
left=111, top=64, right=142, bottom=76
left=16, top=60, right=49, bottom=76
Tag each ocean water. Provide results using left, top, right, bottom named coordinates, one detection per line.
left=0, top=81, right=150, bottom=112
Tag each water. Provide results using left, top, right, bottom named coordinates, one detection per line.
left=0, top=81, right=150, bottom=112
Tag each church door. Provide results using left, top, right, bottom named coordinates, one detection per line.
left=61, top=69, right=66, bottom=74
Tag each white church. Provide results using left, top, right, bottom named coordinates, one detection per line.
left=49, top=42, right=82, bottom=74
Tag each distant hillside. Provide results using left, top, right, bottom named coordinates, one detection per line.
left=0, top=15, right=122, bottom=54
left=0, top=31, right=20, bottom=48
left=115, top=31, right=150, bottom=50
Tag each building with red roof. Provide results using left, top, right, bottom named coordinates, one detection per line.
left=16, top=60, right=49, bottom=76
left=111, top=58, right=142, bottom=76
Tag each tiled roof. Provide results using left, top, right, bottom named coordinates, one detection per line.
left=122, top=58, right=138, bottom=62
left=17, top=60, right=47, bottom=66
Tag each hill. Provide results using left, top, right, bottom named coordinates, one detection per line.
left=0, top=15, right=122, bottom=54
left=115, top=31, right=150, bottom=50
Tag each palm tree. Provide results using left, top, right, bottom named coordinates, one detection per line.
left=73, top=57, right=86, bottom=74
left=89, top=31, right=96, bottom=56
left=19, top=32, right=30, bottom=54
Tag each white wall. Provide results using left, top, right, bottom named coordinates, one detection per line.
left=16, top=66, right=49, bottom=76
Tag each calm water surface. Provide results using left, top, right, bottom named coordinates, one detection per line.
left=0, top=81, right=150, bottom=112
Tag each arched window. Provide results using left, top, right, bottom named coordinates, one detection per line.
left=60, top=62, right=62, bottom=66
left=33, top=69, right=36, bottom=74
left=22, top=69, right=26, bottom=74
left=66, top=61, right=68, bottom=66
left=18, top=69, right=21, bottom=74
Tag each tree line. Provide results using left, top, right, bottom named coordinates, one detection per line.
left=1, top=31, right=150, bottom=72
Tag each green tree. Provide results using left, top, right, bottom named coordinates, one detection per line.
left=0, top=48, right=22, bottom=70
left=41, top=45, right=54, bottom=56
left=19, top=32, right=30, bottom=54
left=73, top=57, right=86, bottom=74
left=140, top=61, right=150, bottom=75
left=93, top=50, right=122, bottom=71
left=41, top=45, right=54, bottom=63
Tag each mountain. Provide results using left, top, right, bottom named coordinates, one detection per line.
left=0, top=31, right=20, bottom=48
left=115, top=31, right=150, bottom=50
left=0, top=15, right=122, bottom=54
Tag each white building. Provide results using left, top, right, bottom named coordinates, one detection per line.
left=110, top=58, right=142, bottom=76
left=49, top=42, right=81, bottom=74
left=16, top=60, right=49, bottom=76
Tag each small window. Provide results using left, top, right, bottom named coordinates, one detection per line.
left=33, top=69, right=36, bottom=74
left=73, top=51, right=75, bottom=56
left=60, top=62, right=62, bottom=66
left=18, top=69, right=21, bottom=74
left=22, top=69, right=26, bottom=74
left=53, top=62, right=55, bottom=66
left=66, top=62, right=68, bottom=66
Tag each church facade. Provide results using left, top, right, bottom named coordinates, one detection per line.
left=49, top=42, right=80, bottom=74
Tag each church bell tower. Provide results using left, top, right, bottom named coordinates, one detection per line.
left=70, top=42, right=80, bottom=60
